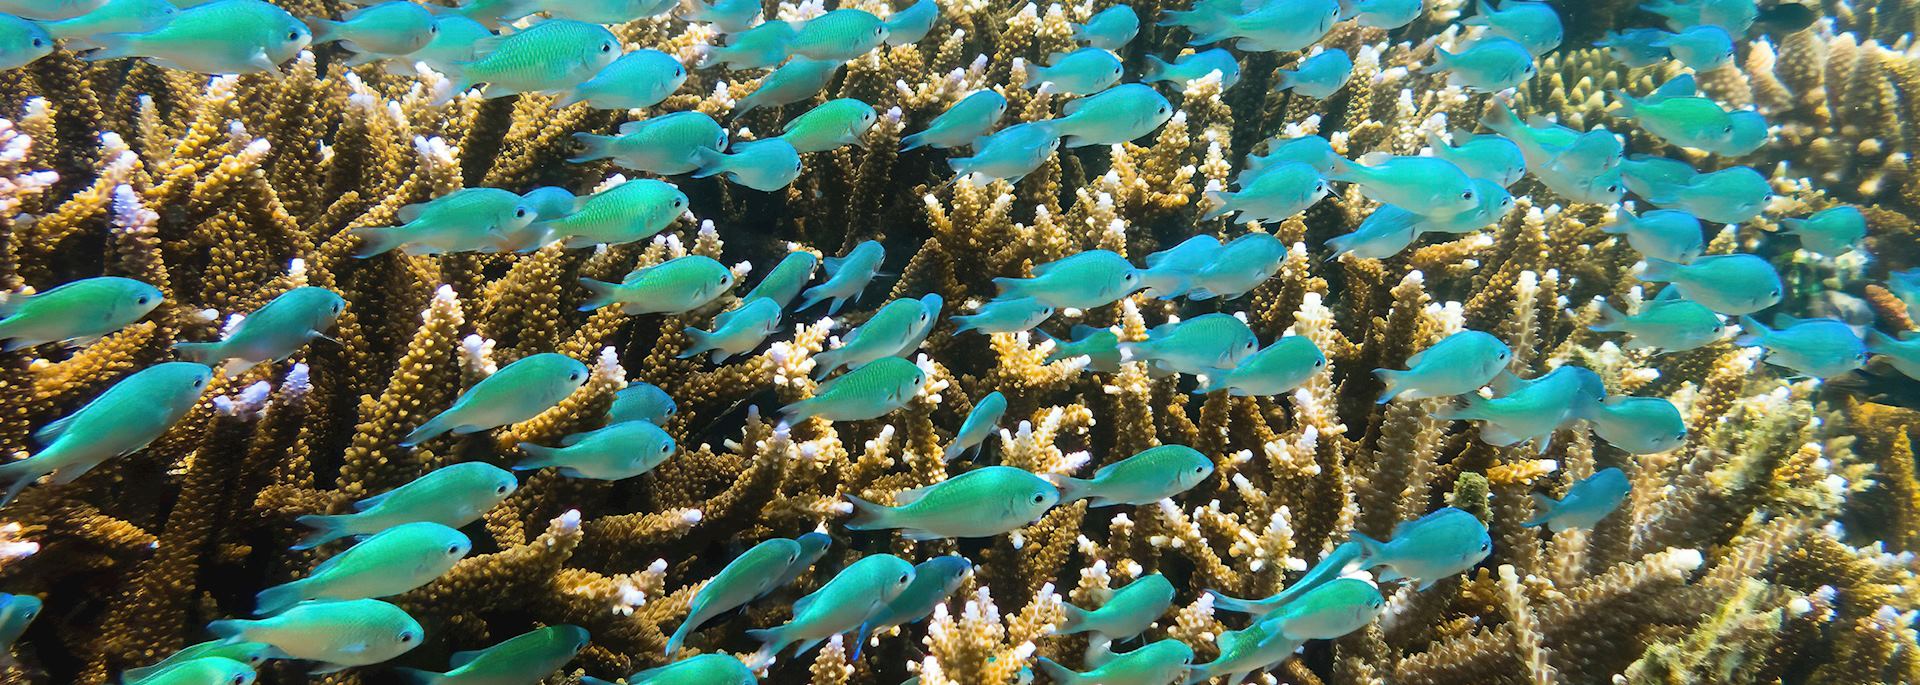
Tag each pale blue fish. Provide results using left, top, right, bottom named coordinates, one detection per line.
left=0, top=276, right=162, bottom=350
left=772, top=531, right=833, bottom=591
left=1544, top=128, right=1624, bottom=177
left=577, top=255, right=735, bottom=315
left=1208, top=541, right=1367, bottom=616
left=1056, top=444, right=1213, bottom=506
left=900, top=89, right=1007, bottom=151
left=1181, top=613, right=1301, bottom=685
left=1326, top=204, right=1423, bottom=260
left=1056, top=574, right=1175, bottom=639
left=1716, top=110, right=1769, bottom=156
left=1188, top=0, right=1341, bottom=53
left=1428, top=131, right=1527, bottom=188
left=1155, top=0, right=1247, bottom=37
left=0, top=13, right=51, bottom=68
left=883, top=0, right=938, bottom=45
left=1737, top=315, right=1867, bottom=378
left=1613, top=89, right=1736, bottom=152
left=993, top=249, right=1141, bottom=310
left=37, top=0, right=175, bottom=49
left=512, top=0, right=669, bottom=23
left=1619, top=154, right=1698, bottom=201
left=450, top=19, right=620, bottom=98
left=846, top=465, right=1058, bottom=540
left=1590, top=298, right=1724, bottom=353
left=740, top=250, right=818, bottom=310
left=1594, top=28, right=1671, bottom=68
left=571, top=111, right=729, bottom=175
left=796, top=240, right=884, bottom=314
left=1118, top=312, right=1258, bottom=376
left=682, top=297, right=782, bottom=363
left=790, top=8, right=887, bottom=61
left=731, top=58, right=842, bottom=117
left=860, top=556, right=972, bottom=646
left=694, top=138, right=804, bottom=191
left=437, top=0, right=535, bottom=29
left=1199, top=336, right=1325, bottom=396
left=305, top=1, right=436, bottom=62
left=902, top=292, right=942, bottom=351
left=351, top=187, right=539, bottom=257
left=1644, top=165, right=1771, bottom=224
left=293, top=462, right=516, bottom=550
left=585, top=654, right=757, bottom=685
left=1421, top=178, right=1515, bottom=234
left=1640, top=254, right=1781, bottom=315
left=517, top=419, right=677, bottom=480
left=122, top=641, right=276, bottom=683
left=1258, top=577, right=1385, bottom=642
left=395, top=625, right=589, bottom=685
left=1463, top=0, right=1562, bottom=55
left=1644, top=0, right=1757, bottom=34
left=1036, top=640, right=1193, bottom=685
left=609, top=383, right=676, bottom=424
left=812, top=297, right=931, bottom=377
left=1328, top=153, right=1480, bottom=217
left=683, top=0, right=760, bottom=32
left=1424, top=36, right=1536, bottom=92
left=780, top=356, right=925, bottom=423
left=207, top=599, right=422, bottom=674
left=1779, top=205, right=1865, bottom=255
left=1206, top=161, right=1328, bottom=225
left=665, top=537, right=803, bottom=656
left=1142, top=48, right=1241, bottom=92
left=1435, top=364, right=1601, bottom=451
left=747, top=554, right=916, bottom=658
left=1374, top=329, right=1511, bottom=403
left=1524, top=468, right=1629, bottom=531
left=0, top=362, right=210, bottom=505
left=1137, top=235, right=1221, bottom=299
left=254, top=522, right=470, bottom=616
left=0, top=594, right=38, bottom=665
left=1024, top=47, right=1125, bottom=95
left=1347, top=0, right=1422, bottom=28
left=126, top=657, right=256, bottom=685
left=1601, top=207, right=1704, bottom=263
left=175, top=287, right=345, bottom=375
left=1890, top=269, right=1920, bottom=317
left=696, top=19, right=793, bottom=70
left=556, top=49, right=686, bottom=109
left=1039, top=325, right=1123, bottom=372
left=775, top=98, right=879, bottom=153
left=1185, top=232, right=1285, bottom=300
left=1045, top=83, right=1174, bottom=148
left=1582, top=396, right=1687, bottom=454
left=1867, top=330, right=1920, bottom=381
left=401, top=352, right=589, bottom=446
left=1247, top=134, right=1340, bottom=176
left=1351, top=507, right=1492, bottom=590
left=537, top=178, right=688, bottom=249
left=1476, top=99, right=1578, bottom=168
left=942, top=391, right=1005, bottom=461
left=85, top=0, right=309, bottom=73
left=1074, top=4, right=1137, bottom=50
left=1654, top=24, right=1735, bottom=71
left=952, top=297, right=1056, bottom=335
left=948, top=121, right=1060, bottom=182
left=0, top=0, right=102, bottom=20
left=386, top=15, right=491, bottom=77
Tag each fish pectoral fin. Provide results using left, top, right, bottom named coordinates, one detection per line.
left=248, top=50, right=278, bottom=73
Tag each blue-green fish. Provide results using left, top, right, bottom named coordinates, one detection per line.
left=401, top=352, right=589, bottom=446
left=176, top=287, right=345, bottom=375
left=1543, top=128, right=1624, bottom=177
left=1613, top=89, right=1736, bottom=152
left=1523, top=468, right=1629, bottom=531
left=1258, top=577, right=1385, bottom=641
left=1478, top=103, right=1626, bottom=204
left=773, top=531, right=832, bottom=590
left=845, top=465, right=1059, bottom=540
left=1205, top=160, right=1329, bottom=225
left=1155, top=0, right=1244, bottom=37
left=1186, top=232, right=1285, bottom=301
left=84, top=0, right=309, bottom=74
left=1326, top=205, right=1423, bottom=260
left=306, top=1, right=435, bottom=62
left=1424, top=37, right=1536, bottom=92
left=1619, top=154, right=1698, bottom=201
left=1421, top=179, right=1515, bottom=234
left=683, top=0, right=759, bottom=32
left=255, top=522, right=470, bottom=616
left=450, top=19, right=620, bottom=98
left=952, top=296, right=1053, bottom=335
left=122, top=641, right=276, bottom=683
left=942, top=391, right=1005, bottom=461
left=1435, top=364, right=1601, bottom=451
left=207, top=598, right=423, bottom=674
left=1594, top=28, right=1671, bottom=68
left=1463, top=0, right=1562, bottom=55
left=813, top=297, right=930, bottom=377
left=0, top=0, right=102, bottom=20
left=900, top=293, right=942, bottom=355
left=1037, top=639, right=1193, bottom=685
left=1138, top=235, right=1220, bottom=299
left=0, top=276, right=162, bottom=350
left=351, top=187, right=539, bottom=257
left=1429, top=131, right=1527, bottom=188
left=1208, top=541, right=1368, bottom=616
left=781, top=356, right=925, bottom=423
left=125, top=657, right=257, bottom=685
left=1868, top=330, right=1920, bottom=381
left=683, top=297, right=782, bottom=363
left=1040, top=325, right=1123, bottom=372
left=696, top=19, right=793, bottom=70
left=859, top=555, right=972, bottom=651
left=437, top=0, right=534, bottom=29
left=740, top=251, right=818, bottom=310
left=1890, top=269, right=1920, bottom=317
left=293, top=462, right=518, bottom=550
left=0, top=361, right=210, bottom=505
left=1188, top=0, right=1340, bottom=52
left=1142, top=48, right=1240, bottom=92
left=577, top=255, right=736, bottom=315
left=1121, top=313, right=1258, bottom=376
left=395, top=625, right=589, bottom=685
left=1025, top=47, right=1124, bottom=95
left=790, top=8, right=887, bottom=61
left=571, top=111, right=729, bottom=175
left=608, top=382, right=676, bottom=424
left=495, top=186, right=570, bottom=249
left=1602, top=207, right=1703, bottom=263
left=1645, top=165, right=1771, bottom=224
left=0, top=13, right=51, bottom=68
left=900, top=89, right=1007, bottom=151
left=1715, top=110, right=1769, bottom=156
left=797, top=240, right=884, bottom=315
left=1347, top=0, right=1422, bottom=27
left=747, top=553, right=915, bottom=658
left=1057, top=573, right=1175, bottom=639
left=0, top=594, right=38, bottom=664
left=665, top=537, right=804, bottom=656
left=884, top=0, right=937, bottom=45
left=556, top=49, right=686, bottom=109
left=948, top=121, right=1060, bottom=182
left=994, top=250, right=1141, bottom=310
left=1644, top=0, right=1756, bottom=34
left=777, top=98, right=879, bottom=153
left=1074, top=4, right=1137, bottom=50
left=1043, top=84, right=1174, bottom=148
left=731, top=57, right=842, bottom=117
left=388, top=15, right=492, bottom=77
left=1248, top=134, right=1340, bottom=176
left=1181, top=613, right=1301, bottom=685
left=1582, top=396, right=1687, bottom=454
left=1779, top=205, right=1865, bottom=255
left=1640, top=254, right=1781, bottom=315
left=1654, top=24, right=1735, bottom=71
left=38, top=0, right=175, bottom=49
left=538, top=178, right=688, bottom=249
left=1329, top=153, right=1480, bottom=217
left=511, top=0, right=670, bottom=23
left=1352, top=507, right=1492, bottom=590
left=694, top=138, right=804, bottom=191
left=1200, top=336, right=1325, bottom=396
left=1737, top=315, right=1866, bottom=378
left=584, top=654, right=756, bottom=685
left=1056, top=444, right=1212, bottom=506
left=516, top=419, right=676, bottom=480
left=1590, top=298, right=1724, bottom=352
left=1375, top=330, right=1511, bottom=403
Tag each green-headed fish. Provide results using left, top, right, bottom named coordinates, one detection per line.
left=1056, top=445, right=1212, bottom=507
left=1329, top=152, right=1480, bottom=217
left=1778, top=205, right=1865, bottom=256
left=1073, top=4, right=1137, bottom=50
left=1199, top=335, right=1325, bottom=396
left=395, top=625, right=589, bottom=685
left=695, top=138, right=805, bottom=191
left=1613, top=89, right=1737, bottom=152
left=0, top=361, right=210, bottom=505
left=777, top=98, right=878, bottom=153
left=900, top=89, right=1007, bottom=151
left=571, top=111, right=729, bottom=175
left=1040, top=325, right=1123, bottom=372
left=747, top=553, right=915, bottom=659
left=1737, top=315, right=1866, bottom=378
left=350, top=187, right=539, bottom=258
left=1429, top=131, right=1527, bottom=188
left=1374, top=329, right=1511, bottom=403
left=401, top=352, right=589, bottom=446
left=1141, top=47, right=1241, bottom=92
left=949, top=121, right=1061, bottom=182
left=1181, top=612, right=1301, bottom=685
left=683, top=297, right=782, bottom=363
left=293, top=462, right=518, bottom=550
left=584, top=654, right=756, bottom=685
left=37, top=0, right=176, bottom=49
left=696, top=19, right=793, bottom=70
left=1463, top=0, right=1562, bottom=55
left=1352, top=507, right=1492, bottom=590
left=1188, top=0, right=1340, bottom=52
left=1042, top=84, right=1174, bottom=148
left=1036, top=639, right=1193, bottom=685
left=1057, top=573, right=1175, bottom=639
left=254, top=522, right=470, bottom=616
left=731, top=57, right=842, bottom=117
left=538, top=178, right=687, bottom=249
left=1204, top=160, right=1328, bottom=225
left=797, top=240, right=885, bottom=314
left=1639, top=254, right=1781, bottom=315
left=942, top=391, right=1005, bottom=461
left=951, top=296, right=1054, bottom=335
left=577, top=254, right=735, bottom=315
left=814, top=297, right=929, bottom=378
left=993, top=250, right=1141, bottom=310
left=883, top=0, right=937, bottom=45
left=451, top=19, right=620, bottom=98
left=1424, top=36, right=1536, bottom=91
left=1601, top=207, right=1704, bottom=263
left=608, top=383, right=676, bottom=424
left=516, top=419, right=676, bottom=480
left=665, top=537, right=803, bottom=656
left=780, top=356, right=926, bottom=424
left=305, top=1, right=436, bottom=62
left=740, top=250, right=818, bottom=310
left=122, top=641, right=276, bottom=683
left=83, top=0, right=310, bottom=74
left=1186, top=232, right=1285, bottom=301
left=1584, top=396, right=1687, bottom=454
left=844, top=465, right=1059, bottom=540
left=1119, top=313, right=1258, bottom=376
left=207, top=598, right=423, bottom=674
left=790, top=8, right=886, bottom=61
left=1024, top=47, right=1125, bottom=95
left=1590, top=297, right=1724, bottom=353
left=1259, top=577, right=1385, bottom=641
left=0, top=276, right=162, bottom=350
left=1523, top=467, right=1629, bottom=531
left=556, top=48, right=686, bottom=109
left=175, top=287, right=346, bottom=375
left=125, top=656, right=256, bottom=685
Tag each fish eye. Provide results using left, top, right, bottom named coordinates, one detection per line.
left=1608, top=185, right=1621, bottom=193
left=676, top=66, right=685, bottom=76
left=1723, top=125, right=1734, bottom=133
left=1497, top=350, right=1511, bottom=360
left=569, top=371, right=584, bottom=382
left=495, top=483, right=510, bottom=494
left=30, top=38, right=42, bottom=48
left=1314, top=358, right=1325, bottom=367
left=430, top=24, right=438, bottom=33
left=193, top=377, right=207, bottom=388
left=136, top=295, right=151, bottom=305
left=602, top=42, right=615, bottom=52
left=1193, top=465, right=1206, bottom=474
left=446, top=543, right=461, bottom=555
left=288, top=31, right=300, bottom=41
left=1479, top=541, right=1491, bottom=551
left=666, top=405, right=678, bottom=415
left=661, top=442, right=672, bottom=453
left=231, top=676, right=247, bottom=685
left=515, top=208, right=528, bottom=218
left=1031, top=493, right=1047, bottom=504
left=399, top=631, right=416, bottom=643
left=1769, top=288, right=1781, bottom=297
left=673, top=197, right=685, bottom=208
left=788, top=552, right=799, bottom=562
left=794, top=160, right=804, bottom=171
left=875, top=27, right=884, bottom=35
left=1461, top=190, right=1475, bottom=200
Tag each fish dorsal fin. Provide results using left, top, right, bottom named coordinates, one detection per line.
left=617, top=120, right=651, bottom=135
left=893, top=481, right=940, bottom=506
left=1654, top=74, right=1698, bottom=100
left=310, top=544, right=360, bottom=576
left=470, top=34, right=512, bottom=56
left=1069, top=324, right=1103, bottom=340
left=1487, top=370, right=1524, bottom=395
left=353, top=487, right=397, bottom=512
left=1357, top=151, right=1393, bottom=166
left=1771, top=313, right=1802, bottom=328
left=448, top=647, right=488, bottom=669
left=398, top=202, right=429, bottom=223
left=32, top=411, right=81, bottom=446
left=822, top=255, right=847, bottom=276
left=793, top=588, right=822, bottom=616
left=561, top=432, right=589, bottom=447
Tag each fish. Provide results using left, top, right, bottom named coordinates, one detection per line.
left=0, top=13, right=51, bottom=68
left=394, top=625, right=590, bottom=685
left=1056, top=574, right=1175, bottom=639
left=942, top=391, right=1005, bottom=461
left=0, top=361, right=211, bottom=505
left=796, top=240, right=885, bottom=315
left=352, top=187, right=541, bottom=257
left=83, top=0, right=310, bottom=74
left=1041, top=83, right=1174, bottom=148
left=1462, top=0, right=1563, bottom=56
left=951, top=296, right=1054, bottom=335
left=1184, top=232, right=1285, bottom=301
left=1073, top=4, right=1137, bottom=50
left=516, top=419, right=677, bottom=480
left=844, top=465, right=1059, bottom=540
left=1890, top=269, right=1920, bottom=317
left=1478, top=102, right=1626, bottom=204
left=1644, top=0, right=1757, bottom=34
left=747, top=553, right=916, bottom=659
left=1639, top=254, right=1782, bottom=315
left=665, top=537, right=804, bottom=656
left=1208, top=541, right=1368, bottom=616
left=789, top=8, right=887, bottom=61
left=1188, top=0, right=1341, bottom=53
left=1155, top=0, right=1248, bottom=37
left=254, top=522, right=470, bottom=616
left=1778, top=205, right=1866, bottom=256
left=537, top=178, right=688, bottom=249
left=1754, top=0, right=1815, bottom=32
left=1119, top=313, right=1259, bottom=376
left=306, top=1, right=436, bottom=62
left=1328, top=153, right=1480, bottom=217
left=1035, top=639, right=1194, bottom=685
left=739, top=250, right=819, bottom=310
left=556, top=48, right=686, bottom=109
left=583, top=654, right=757, bottom=685
left=175, top=287, right=346, bottom=375
left=682, top=297, right=783, bottom=363
left=1055, top=444, right=1214, bottom=506
left=1434, top=364, right=1603, bottom=451
left=206, top=598, right=423, bottom=674
left=512, top=0, right=670, bottom=23
left=731, top=57, right=842, bottom=117
left=1601, top=207, right=1704, bottom=263
left=1421, top=178, right=1515, bottom=234
left=0, top=594, right=39, bottom=665
left=1258, top=577, right=1386, bottom=640
left=1589, top=297, right=1725, bottom=353
left=571, top=111, right=730, bottom=175
left=948, top=121, right=1061, bottom=182
left=1326, top=205, right=1424, bottom=260
left=1351, top=507, right=1493, bottom=590
left=993, top=250, right=1142, bottom=310
left=900, top=89, right=1008, bottom=151
left=0, top=0, right=102, bottom=20
left=0, top=276, right=163, bottom=350
left=772, top=531, right=833, bottom=591
left=1025, top=47, right=1125, bottom=95
left=1374, top=329, right=1512, bottom=403
left=776, top=98, right=879, bottom=153
left=1737, top=315, right=1867, bottom=378
left=1717, top=110, right=1770, bottom=156
left=1141, top=48, right=1241, bottom=91
left=125, top=657, right=257, bottom=685
left=1137, top=235, right=1221, bottom=299
left=1543, top=128, right=1625, bottom=178
left=1613, top=88, right=1740, bottom=152
left=1203, top=160, right=1329, bottom=225
left=1039, top=325, right=1123, bottom=372
left=695, top=19, right=794, bottom=70
left=780, top=356, right=926, bottom=424
left=37, top=0, right=176, bottom=49
left=1180, top=612, right=1301, bottom=685
left=1423, top=36, right=1537, bottom=92
left=859, top=556, right=973, bottom=646
left=1198, top=335, right=1325, bottom=396
left=1867, top=331, right=1920, bottom=381
left=1523, top=467, right=1630, bottom=531
left=903, top=292, right=943, bottom=351
left=883, top=0, right=937, bottom=45
left=1619, top=153, right=1699, bottom=201
left=682, top=0, right=760, bottom=32
left=390, top=15, right=493, bottom=77
left=1594, top=27, right=1671, bottom=68
left=1428, top=131, right=1528, bottom=188
left=292, top=462, right=518, bottom=550
left=577, top=254, right=736, bottom=315
left=450, top=19, right=620, bottom=98
left=121, top=641, right=276, bottom=683
left=401, top=352, right=589, bottom=446
left=813, top=297, right=931, bottom=377
left=1346, top=0, right=1422, bottom=28
left=1583, top=396, right=1688, bottom=454
left=436, top=0, right=537, bottom=29
left=1646, top=165, right=1772, bottom=224
left=1653, top=24, right=1736, bottom=71
left=694, top=137, right=805, bottom=191
left=1247, top=134, right=1341, bottom=176
left=608, top=383, right=677, bottom=424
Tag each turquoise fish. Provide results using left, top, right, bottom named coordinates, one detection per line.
left=1073, top=4, right=1137, bottom=50
left=38, top=0, right=175, bottom=49
left=1434, top=364, right=1602, bottom=451
left=1142, top=48, right=1241, bottom=91
left=665, top=537, right=803, bottom=656
left=0, top=13, right=50, bottom=68
left=254, top=522, right=470, bottom=616
left=395, top=625, right=589, bottom=685
left=1428, top=131, right=1527, bottom=188
left=1040, top=325, right=1123, bottom=372
left=1868, top=330, right=1920, bottom=381
left=583, top=654, right=756, bottom=685
left=0, top=361, right=210, bottom=505
left=993, top=250, right=1141, bottom=310
left=1056, top=444, right=1213, bottom=506
left=450, top=19, right=620, bottom=98
left=1181, top=613, right=1301, bottom=685
left=942, top=391, right=1005, bottom=461
left=1043, top=84, right=1174, bottom=148
left=571, top=111, right=730, bottom=176
left=1208, top=541, right=1368, bottom=616
left=858, top=555, right=973, bottom=654
left=1119, top=313, right=1258, bottom=376
left=537, top=178, right=688, bottom=249
left=682, top=297, right=782, bottom=363
left=694, top=138, right=804, bottom=191
left=1736, top=315, right=1867, bottom=378
left=1523, top=467, right=1630, bottom=531
left=1057, top=574, right=1175, bottom=639
left=797, top=240, right=884, bottom=315
left=1645, top=0, right=1756, bottom=34
left=351, top=187, right=538, bottom=257
left=812, top=297, right=930, bottom=378
left=951, top=296, right=1053, bottom=335
left=207, top=598, right=423, bottom=674
left=780, top=356, right=925, bottom=424
left=1590, top=298, right=1724, bottom=353
left=883, top=0, right=938, bottom=45
left=731, top=58, right=842, bottom=117
left=900, top=89, right=1008, bottom=151
left=1025, top=47, right=1125, bottom=95
left=1639, top=254, right=1781, bottom=315
left=176, top=287, right=345, bottom=375
left=1352, top=507, right=1492, bottom=590
left=84, top=0, right=310, bottom=74
left=1185, top=232, right=1285, bottom=301
left=401, top=352, right=589, bottom=446
left=125, top=657, right=256, bottom=685
left=516, top=419, right=676, bottom=480
left=1613, top=89, right=1737, bottom=152
left=577, top=255, right=735, bottom=315
left=683, top=0, right=760, bottom=32
left=0, top=0, right=102, bottom=20
left=1594, top=28, right=1670, bottom=68
left=948, top=121, right=1060, bottom=183
left=1326, top=205, right=1423, bottom=260
left=747, top=553, right=915, bottom=658
left=740, top=250, right=818, bottom=311
left=789, top=8, right=887, bottom=61
left=1328, top=153, right=1480, bottom=217
left=293, top=462, right=518, bottom=550
left=1602, top=207, right=1703, bottom=263
left=1036, top=639, right=1193, bottom=685
left=122, top=641, right=276, bottom=683
left=1188, top=0, right=1341, bottom=53
left=845, top=465, right=1060, bottom=540
left=773, top=531, right=833, bottom=590
left=1347, top=0, right=1422, bottom=28
left=556, top=48, right=687, bottom=109
left=1137, top=235, right=1221, bottom=299
left=1619, top=153, right=1699, bottom=201
left=0, top=276, right=162, bottom=350
left=305, top=1, right=436, bottom=62
left=775, top=98, right=878, bottom=153
left=1778, top=205, right=1865, bottom=255
left=696, top=19, right=794, bottom=70
left=394, top=16, right=494, bottom=78
left=1582, top=396, right=1687, bottom=454
left=0, top=594, right=38, bottom=665
left=1199, top=335, right=1325, bottom=396
left=1421, top=178, right=1515, bottom=234
left=608, top=382, right=676, bottom=424
left=1374, top=329, right=1511, bottom=403
left=1463, top=0, right=1563, bottom=55
left=1248, top=135, right=1341, bottom=176
left=1424, top=36, right=1536, bottom=92
left=1204, top=160, right=1328, bottom=225
left=1654, top=24, right=1735, bottom=71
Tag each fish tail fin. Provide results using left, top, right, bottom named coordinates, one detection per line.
left=292, top=514, right=350, bottom=550
left=1205, top=589, right=1270, bottom=615
left=0, top=460, right=40, bottom=508
left=664, top=612, right=699, bottom=657
left=1200, top=190, right=1236, bottom=221
left=1638, top=257, right=1682, bottom=282
left=1521, top=492, right=1558, bottom=528
left=1735, top=315, right=1769, bottom=346
left=1373, top=368, right=1404, bottom=404
left=1188, top=26, right=1232, bottom=46
left=205, top=619, right=251, bottom=642
left=1868, top=329, right=1900, bottom=352
left=400, top=410, right=456, bottom=447
left=171, top=341, right=226, bottom=365
left=568, top=133, right=618, bottom=163
left=393, top=668, right=447, bottom=685
left=1778, top=217, right=1808, bottom=235
left=1056, top=603, right=1091, bottom=634
left=1431, top=394, right=1487, bottom=421
left=1611, top=90, right=1641, bottom=117
left=1350, top=531, right=1388, bottom=562
left=80, top=33, right=139, bottom=61
left=679, top=328, right=714, bottom=361
left=843, top=494, right=894, bottom=530
left=1421, top=47, right=1454, bottom=75
left=778, top=398, right=816, bottom=425
left=1053, top=476, right=1093, bottom=504
left=577, top=277, right=623, bottom=311
left=1141, top=54, right=1170, bottom=81
left=1034, top=657, right=1082, bottom=685
left=1022, top=64, right=1046, bottom=89
left=691, top=148, right=729, bottom=179
left=348, top=226, right=409, bottom=258
left=1590, top=300, right=1628, bottom=332
left=990, top=276, right=1031, bottom=300
left=1479, top=99, right=1524, bottom=138
left=305, top=16, right=342, bottom=43
left=899, top=130, right=930, bottom=151
left=253, top=579, right=309, bottom=616
left=514, top=443, right=562, bottom=470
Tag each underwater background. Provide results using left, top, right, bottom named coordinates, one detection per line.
left=0, top=0, right=1918, bottom=682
